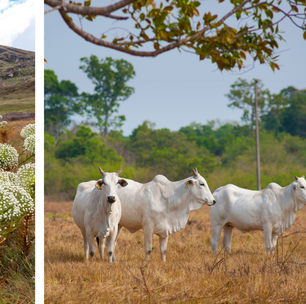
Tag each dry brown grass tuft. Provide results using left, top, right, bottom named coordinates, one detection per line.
left=45, top=201, right=306, bottom=303
left=1, top=119, right=34, bottom=149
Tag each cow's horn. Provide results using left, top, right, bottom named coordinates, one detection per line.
left=99, top=167, right=105, bottom=176
left=295, top=175, right=299, bottom=181
left=192, top=168, right=198, bottom=178
left=116, top=167, right=122, bottom=176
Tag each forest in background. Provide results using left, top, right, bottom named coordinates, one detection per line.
left=44, top=60, right=306, bottom=200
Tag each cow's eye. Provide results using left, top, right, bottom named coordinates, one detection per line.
left=200, top=183, right=205, bottom=187
left=301, top=185, right=305, bottom=189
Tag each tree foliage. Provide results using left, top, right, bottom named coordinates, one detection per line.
left=45, top=0, right=306, bottom=71
left=226, top=80, right=306, bottom=138
left=44, top=119, right=306, bottom=199
left=226, top=78, right=270, bottom=126
left=44, top=69, right=81, bottom=138
left=80, top=56, right=135, bottom=136
left=263, top=86, right=306, bottom=137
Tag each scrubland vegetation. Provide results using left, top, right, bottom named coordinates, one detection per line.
left=45, top=121, right=306, bottom=200
left=45, top=202, right=306, bottom=303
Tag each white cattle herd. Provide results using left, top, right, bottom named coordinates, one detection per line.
left=72, top=168, right=306, bottom=263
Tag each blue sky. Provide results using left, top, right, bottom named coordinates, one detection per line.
left=44, top=1, right=306, bottom=136
left=0, top=0, right=35, bottom=51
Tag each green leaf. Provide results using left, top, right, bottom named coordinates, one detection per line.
left=303, top=32, right=306, bottom=40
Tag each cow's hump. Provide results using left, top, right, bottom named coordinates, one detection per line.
left=152, top=174, right=170, bottom=185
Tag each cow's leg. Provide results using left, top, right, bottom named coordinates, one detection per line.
left=106, top=228, right=117, bottom=263
left=159, top=235, right=168, bottom=262
left=143, top=226, right=154, bottom=260
left=81, top=228, right=89, bottom=259
left=112, top=225, right=122, bottom=262
left=98, top=236, right=106, bottom=261
left=86, top=231, right=95, bottom=259
left=263, top=224, right=273, bottom=254
left=223, top=225, right=234, bottom=254
left=210, top=224, right=222, bottom=255
left=271, top=233, right=278, bottom=254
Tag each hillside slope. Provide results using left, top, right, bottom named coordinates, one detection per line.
left=0, top=45, right=35, bottom=114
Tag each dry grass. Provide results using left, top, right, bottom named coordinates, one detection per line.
left=3, top=119, right=34, bottom=148
left=45, top=201, right=306, bottom=303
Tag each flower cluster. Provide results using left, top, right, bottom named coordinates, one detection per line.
left=0, top=143, right=19, bottom=169
left=20, top=124, right=35, bottom=139
left=0, top=167, right=35, bottom=240
left=16, top=163, right=35, bottom=197
left=24, top=134, right=35, bottom=153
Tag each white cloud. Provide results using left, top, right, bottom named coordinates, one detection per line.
left=0, top=0, right=10, bottom=12
left=0, top=0, right=35, bottom=50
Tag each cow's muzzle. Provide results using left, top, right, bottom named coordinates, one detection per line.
left=208, top=199, right=216, bottom=206
left=107, top=196, right=116, bottom=204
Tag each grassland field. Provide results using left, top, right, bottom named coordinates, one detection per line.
left=45, top=200, right=306, bottom=303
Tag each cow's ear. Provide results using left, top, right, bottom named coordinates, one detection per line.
left=118, top=179, right=128, bottom=187
left=116, top=167, right=122, bottom=176
left=295, top=176, right=299, bottom=181
left=99, top=167, right=105, bottom=176
left=293, top=182, right=297, bottom=191
left=302, top=175, right=305, bottom=179
left=186, top=179, right=194, bottom=188
left=96, top=179, right=104, bottom=190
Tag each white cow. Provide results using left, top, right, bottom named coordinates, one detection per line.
left=210, top=176, right=306, bottom=255
left=93, top=168, right=215, bottom=261
left=72, top=167, right=128, bottom=263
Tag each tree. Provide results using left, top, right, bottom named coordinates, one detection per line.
left=80, top=56, right=135, bottom=136
left=225, top=78, right=270, bottom=127
left=45, top=0, right=306, bottom=71
left=44, top=70, right=81, bottom=140
left=263, top=86, right=306, bottom=137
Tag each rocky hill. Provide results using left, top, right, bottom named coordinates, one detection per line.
left=0, top=45, right=35, bottom=114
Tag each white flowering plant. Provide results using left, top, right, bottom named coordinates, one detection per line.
left=0, top=175, right=35, bottom=244
left=20, top=123, right=35, bottom=139
left=0, top=143, right=19, bottom=170
left=24, top=134, right=35, bottom=154
left=0, top=122, right=35, bottom=252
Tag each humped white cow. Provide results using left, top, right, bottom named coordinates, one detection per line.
left=210, top=176, right=306, bottom=255
left=72, top=167, right=128, bottom=263
left=93, top=168, right=215, bottom=261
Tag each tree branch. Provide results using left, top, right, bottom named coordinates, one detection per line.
left=57, top=0, right=252, bottom=57
left=45, top=0, right=133, bottom=17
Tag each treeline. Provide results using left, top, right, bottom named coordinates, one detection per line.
left=45, top=120, right=306, bottom=200
left=44, top=62, right=306, bottom=200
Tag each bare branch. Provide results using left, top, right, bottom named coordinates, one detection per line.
left=44, top=4, right=62, bottom=14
